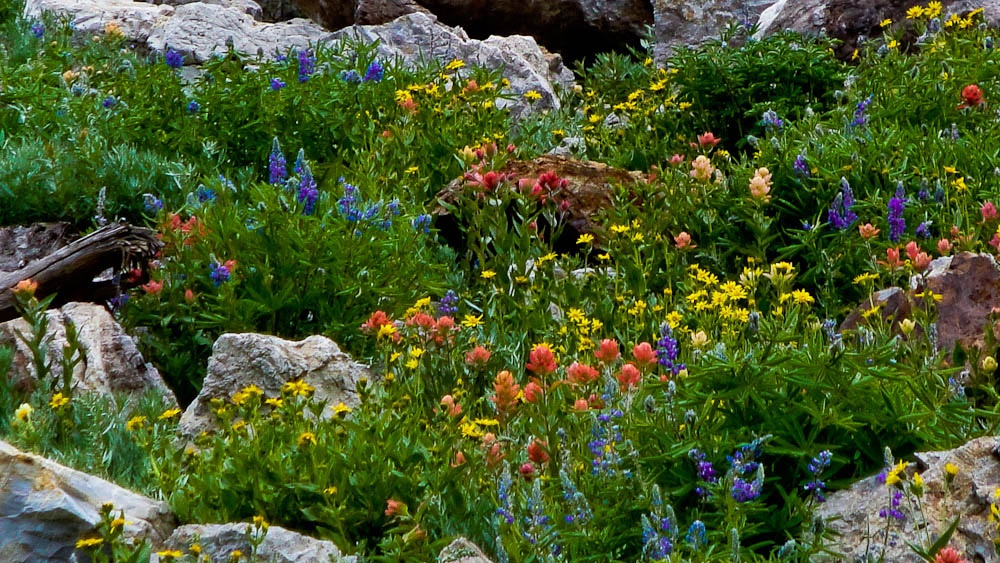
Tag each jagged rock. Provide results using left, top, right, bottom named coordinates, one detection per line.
left=814, top=436, right=1000, bottom=562
left=652, top=0, right=775, bottom=61
left=329, top=12, right=574, bottom=119
left=292, top=0, right=651, bottom=62
left=148, top=0, right=266, bottom=20
left=0, top=223, right=73, bottom=273
left=756, top=0, right=1000, bottom=60
left=0, top=302, right=176, bottom=405
left=249, top=0, right=307, bottom=21
left=842, top=253, right=1000, bottom=354
left=153, top=523, right=356, bottom=562
left=0, top=439, right=176, bottom=563
left=179, top=333, right=368, bottom=436
left=24, top=0, right=176, bottom=43
left=434, top=154, right=645, bottom=253
left=145, top=3, right=327, bottom=63
left=439, top=537, right=493, bottom=562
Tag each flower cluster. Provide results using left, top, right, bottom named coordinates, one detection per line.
left=888, top=183, right=907, bottom=242
left=828, top=177, right=858, bottom=230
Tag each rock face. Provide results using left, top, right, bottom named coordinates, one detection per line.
left=179, top=333, right=368, bottom=436
left=439, top=537, right=493, bottom=563
left=434, top=154, right=646, bottom=254
left=0, top=440, right=176, bottom=562
left=756, top=0, right=1000, bottom=60
left=0, top=302, right=175, bottom=404
left=293, top=0, right=652, bottom=62
left=653, top=0, right=775, bottom=60
left=815, top=436, right=1000, bottom=562
left=329, top=12, right=574, bottom=119
left=154, top=523, right=355, bottom=562
left=0, top=223, right=73, bottom=273
left=842, top=253, right=1000, bottom=354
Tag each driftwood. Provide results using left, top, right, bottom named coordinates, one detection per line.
left=0, top=222, right=163, bottom=322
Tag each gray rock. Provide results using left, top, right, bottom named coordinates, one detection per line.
left=0, top=302, right=176, bottom=405
left=24, top=0, right=175, bottom=43
left=814, top=437, right=1000, bottom=562
left=179, top=333, right=367, bottom=436
left=148, top=0, right=266, bottom=20
left=439, top=537, right=493, bottom=562
left=330, top=12, right=574, bottom=119
left=0, top=439, right=176, bottom=563
left=653, top=0, right=776, bottom=61
left=0, top=223, right=73, bottom=273
left=153, top=523, right=356, bottom=562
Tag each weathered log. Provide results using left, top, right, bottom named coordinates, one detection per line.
left=0, top=222, right=162, bottom=322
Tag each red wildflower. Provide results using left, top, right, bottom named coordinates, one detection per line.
left=632, top=342, right=657, bottom=367
left=697, top=131, right=722, bottom=148
left=526, top=344, right=557, bottom=376
left=490, top=371, right=520, bottom=421
left=385, top=499, right=406, bottom=517
left=594, top=339, right=620, bottom=364
left=959, top=84, right=984, bottom=108
left=983, top=201, right=998, bottom=222
left=519, top=462, right=536, bottom=480
left=527, top=439, right=549, bottom=464
left=937, top=238, right=953, bottom=255
left=574, top=398, right=589, bottom=411
left=935, top=547, right=967, bottom=563
left=617, top=362, right=642, bottom=390
left=361, top=310, right=392, bottom=334
left=524, top=381, right=544, bottom=403
left=439, top=395, right=462, bottom=417
left=566, top=362, right=599, bottom=385
left=141, top=280, right=163, bottom=295
left=451, top=451, right=466, bottom=467
left=465, top=345, right=491, bottom=367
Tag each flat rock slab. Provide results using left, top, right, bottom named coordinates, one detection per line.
left=153, top=523, right=356, bottom=562
left=0, top=440, right=176, bottom=562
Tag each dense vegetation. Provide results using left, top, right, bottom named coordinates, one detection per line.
left=2, top=0, right=1000, bottom=560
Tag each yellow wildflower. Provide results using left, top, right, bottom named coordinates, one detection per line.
left=791, top=289, right=814, bottom=305
left=885, top=460, right=907, bottom=486
left=445, top=59, right=465, bottom=71
left=577, top=233, right=595, bottom=245
left=331, top=402, right=352, bottom=416
left=50, top=392, right=70, bottom=410
left=906, top=5, right=924, bottom=19
left=159, top=408, right=182, bottom=420
left=297, top=432, right=317, bottom=447
left=879, top=18, right=892, bottom=28
left=76, top=538, right=104, bottom=549
left=156, top=550, right=183, bottom=560
left=14, top=403, right=32, bottom=422
left=461, top=314, right=483, bottom=328
left=282, top=380, right=315, bottom=397
left=126, top=416, right=146, bottom=431
left=524, top=90, right=542, bottom=101
left=481, top=269, right=496, bottom=280
left=377, top=323, right=397, bottom=339
left=925, top=1, right=942, bottom=18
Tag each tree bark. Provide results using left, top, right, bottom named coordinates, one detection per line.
left=0, top=222, right=162, bottom=322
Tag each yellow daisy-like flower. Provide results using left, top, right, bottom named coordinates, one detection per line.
left=791, top=289, right=815, bottom=305
left=906, top=5, right=924, bottom=19
left=331, top=402, right=352, bottom=416
left=951, top=177, right=968, bottom=192
left=577, top=233, right=595, bottom=245
left=282, top=380, right=315, bottom=397
left=853, top=272, right=879, bottom=285
left=925, top=1, right=942, bottom=18
left=14, top=402, right=32, bottom=422
left=159, top=408, right=182, bottom=421
left=524, top=90, right=542, bottom=101
left=376, top=323, right=397, bottom=339
left=324, top=486, right=338, bottom=495
left=265, top=397, right=283, bottom=408
left=885, top=460, right=907, bottom=486
left=887, top=39, right=899, bottom=50
left=481, top=269, right=497, bottom=280
left=126, top=416, right=147, bottom=431
left=110, top=516, right=126, bottom=530
left=945, top=462, right=959, bottom=476
left=445, top=59, right=465, bottom=71
left=943, top=165, right=958, bottom=174
left=297, top=432, right=317, bottom=447
left=879, top=18, right=893, bottom=28
left=50, top=392, right=70, bottom=410
left=461, top=314, right=483, bottom=328
left=405, top=358, right=419, bottom=370
left=409, top=347, right=424, bottom=359
left=76, top=538, right=104, bottom=549
left=157, top=550, right=183, bottom=560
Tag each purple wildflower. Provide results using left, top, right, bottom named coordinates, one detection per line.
left=731, top=476, right=762, bottom=503
left=685, top=521, right=707, bottom=550
left=270, top=77, right=286, bottom=91
left=187, top=100, right=200, bottom=113
left=793, top=153, right=809, bottom=177
left=210, top=262, right=231, bottom=285
left=852, top=95, right=872, bottom=127
left=656, top=322, right=685, bottom=375
left=761, top=109, right=783, bottom=130
left=297, top=49, right=315, bottom=83
left=496, top=463, right=514, bottom=525
left=412, top=214, right=431, bottom=233
left=916, top=221, right=931, bottom=238
left=165, top=48, right=183, bottom=69
left=143, top=193, right=164, bottom=213
left=196, top=187, right=216, bottom=203
left=340, top=69, right=361, bottom=83
left=298, top=162, right=319, bottom=215
left=102, top=96, right=117, bottom=109
left=31, top=22, right=44, bottom=38
left=268, top=138, right=287, bottom=186
left=438, top=290, right=459, bottom=316
left=828, top=177, right=858, bottom=230
left=879, top=489, right=905, bottom=520
left=888, top=183, right=906, bottom=242
left=363, top=60, right=384, bottom=82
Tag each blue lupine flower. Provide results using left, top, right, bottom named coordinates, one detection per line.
left=412, top=214, right=432, bottom=233
left=879, top=489, right=905, bottom=520
left=197, top=186, right=216, bottom=203
left=31, top=22, right=44, bottom=38
left=496, top=462, right=514, bottom=525
left=298, top=162, right=319, bottom=215
left=761, top=109, right=783, bottom=130
left=210, top=262, right=231, bottom=285
left=165, top=48, right=183, bottom=69
left=852, top=95, right=872, bottom=127
left=828, top=177, right=858, bottom=230
left=187, top=100, right=200, bottom=113
left=731, top=475, right=762, bottom=502
left=888, top=183, right=906, bottom=242
left=270, top=77, right=286, bottom=91
left=685, top=520, right=707, bottom=550
left=438, top=290, right=459, bottom=316
left=793, top=153, right=809, bottom=177
left=102, top=96, right=117, bottom=108
left=916, top=221, right=931, bottom=238
left=656, top=322, right=685, bottom=375
left=340, top=69, right=361, bottom=83
left=297, top=49, right=315, bottom=83
left=143, top=193, right=164, bottom=213
left=269, top=138, right=287, bottom=185
left=363, top=60, right=384, bottom=82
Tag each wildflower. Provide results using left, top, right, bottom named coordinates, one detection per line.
left=983, top=201, right=998, bottom=222
left=13, top=278, right=38, bottom=297
left=982, top=355, right=998, bottom=373
left=617, top=363, right=641, bottom=390
left=519, top=461, right=536, bottom=480
left=938, top=238, right=953, bottom=255
left=270, top=77, right=286, bottom=90
left=297, top=48, right=315, bottom=82
left=385, top=498, right=406, bottom=517
left=143, top=194, right=164, bottom=213
left=165, top=48, right=183, bottom=69
left=885, top=460, right=907, bottom=487
left=760, top=109, right=783, bottom=130
left=159, top=408, right=182, bottom=420
left=451, top=450, right=466, bottom=467
left=269, top=138, right=286, bottom=185
left=697, top=131, right=721, bottom=147
left=594, top=339, right=620, bottom=364
left=935, top=547, right=968, bottom=563
left=14, top=403, right=32, bottom=423
left=668, top=154, right=685, bottom=166
left=851, top=95, right=872, bottom=127
left=187, top=100, right=200, bottom=113
left=793, top=153, right=809, bottom=177
left=446, top=59, right=465, bottom=71
left=491, top=371, right=520, bottom=420
left=858, top=223, right=880, bottom=239
left=828, top=177, right=858, bottom=230
left=297, top=432, right=317, bottom=447
left=888, top=183, right=906, bottom=242
left=31, top=22, right=44, bottom=38
left=102, top=96, right=117, bottom=109
left=438, top=290, right=459, bottom=316
left=363, top=60, right=384, bottom=82
left=916, top=221, right=932, bottom=239
left=656, top=322, right=684, bottom=376
left=674, top=231, right=695, bottom=249
left=465, top=345, right=491, bottom=366
left=689, top=155, right=715, bottom=181
left=632, top=342, right=658, bottom=367
left=50, top=392, right=70, bottom=410
left=282, top=379, right=315, bottom=397
left=297, top=162, right=319, bottom=215
left=577, top=233, right=595, bottom=245
left=524, top=381, right=544, bottom=403
left=880, top=18, right=892, bottom=27
left=748, top=167, right=772, bottom=202
left=440, top=395, right=463, bottom=417
left=567, top=362, right=599, bottom=385
left=126, top=415, right=146, bottom=431
left=526, top=344, right=557, bottom=376
left=959, top=84, right=985, bottom=108
left=524, top=90, right=542, bottom=101
left=76, top=538, right=104, bottom=549
left=528, top=439, right=549, bottom=464
left=157, top=551, right=183, bottom=561
left=880, top=489, right=905, bottom=520
left=210, top=261, right=233, bottom=285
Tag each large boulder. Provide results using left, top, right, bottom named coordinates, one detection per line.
left=653, top=0, right=775, bottom=61
left=179, top=333, right=368, bottom=436
left=815, top=436, right=1000, bottom=562
left=293, top=0, right=652, bottom=62
left=24, top=0, right=175, bottom=43
left=0, top=223, right=73, bottom=274
left=0, top=302, right=175, bottom=405
left=329, top=12, right=575, bottom=119
left=756, top=0, right=1000, bottom=60
left=153, top=523, right=356, bottom=562
left=439, top=537, right=493, bottom=563
left=0, top=439, right=176, bottom=562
